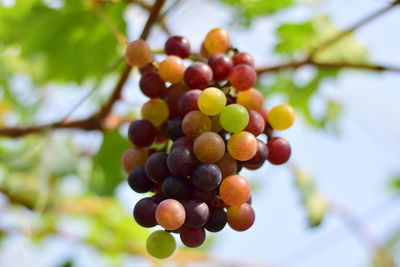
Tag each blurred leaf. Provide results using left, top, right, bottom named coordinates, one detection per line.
left=90, top=130, right=130, bottom=196
left=0, top=0, right=127, bottom=84
left=275, top=21, right=316, bottom=56
left=59, top=261, right=73, bottom=267
left=389, top=174, right=400, bottom=190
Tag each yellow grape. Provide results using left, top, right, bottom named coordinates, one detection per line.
left=198, top=87, right=227, bottom=116
left=159, top=55, right=185, bottom=83
left=125, top=40, right=153, bottom=67
left=141, top=98, right=169, bottom=126
left=204, top=28, right=231, bottom=55
left=268, top=104, right=296, bottom=130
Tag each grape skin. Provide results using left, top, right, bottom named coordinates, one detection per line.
left=133, top=197, right=158, bottom=228
left=193, top=132, right=225, bottom=163
left=125, top=40, right=153, bottom=67
left=179, top=226, right=206, bottom=248
left=219, top=175, right=251, bottom=206
left=226, top=203, right=255, bottom=231
left=146, top=230, right=176, bottom=259
left=228, top=64, right=257, bottom=91
left=183, top=200, right=210, bottom=228
left=155, top=199, right=186, bottom=231
left=121, top=147, right=148, bottom=173
left=164, top=36, right=191, bottom=59
left=182, top=111, right=211, bottom=139
left=191, top=163, right=222, bottom=191
left=227, top=131, right=258, bottom=161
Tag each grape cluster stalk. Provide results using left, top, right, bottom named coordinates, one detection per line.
left=122, top=28, right=296, bottom=259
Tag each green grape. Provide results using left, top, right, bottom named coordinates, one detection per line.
left=198, top=87, right=226, bottom=116
left=220, top=104, right=249, bottom=133
left=146, top=230, right=176, bottom=259
left=141, top=98, right=169, bottom=126
left=268, top=104, right=296, bottom=130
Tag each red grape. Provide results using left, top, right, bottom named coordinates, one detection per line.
left=184, top=62, right=213, bottom=89
left=228, top=64, right=256, bottom=91
left=208, top=53, right=233, bottom=81
left=164, top=36, right=191, bottom=59
left=267, top=137, right=291, bottom=165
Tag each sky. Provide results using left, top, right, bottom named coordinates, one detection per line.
left=1, top=0, right=400, bottom=267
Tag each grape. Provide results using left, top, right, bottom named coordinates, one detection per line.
left=267, top=137, right=291, bottom=165
left=200, top=41, right=212, bottom=59
left=159, top=55, right=185, bottom=83
left=184, top=200, right=210, bottom=228
left=139, top=72, right=167, bottom=98
left=226, top=203, right=255, bottom=231
left=125, top=40, right=153, bottom=67
left=121, top=147, right=148, bottom=173
left=141, top=98, right=169, bottom=126
left=193, top=132, right=225, bottom=163
left=184, top=62, right=213, bottom=89
left=243, top=161, right=264, bottom=170
left=155, top=199, right=186, bottom=230
left=162, top=176, right=191, bottom=200
left=146, top=230, right=176, bottom=259
left=210, top=115, right=223, bottom=133
left=236, top=88, right=264, bottom=112
left=165, top=82, right=189, bottom=118
left=133, top=197, right=158, bottom=227
left=198, top=87, right=227, bottom=116
left=171, top=136, right=193, bottom=151
left=139, top=62, right=158, bottom=75
left=216, top=152, right=237, bottom=178
left=205, top=206, right=227, bottom=232
left=244, top=110, right=265, bottom=137
left=227, top=131, right=258, bottom=161
left=247, top=195, right=252, bottom=205
left=204, top=28, right=230, bottom=55
left=228, top=64, right=256, bottom=91
left=178, top=89, right=201, bottom=116
left=220, top=104, right=249, bottom=133
left=166, top=117, right=184, bottom=140
left=128, top=120, right=156, bottom=147
left=260, top=108, right=269, bottom=124
left=167, top=146, right=198, bottom=177
left=164, top=36, right=191, bottom=58
left=128, top=166, right=155, bottom=193
left=245, top=139, right=268, bottom=166
left=268, top=104, right=296, bottom=130
left=145, top=152, right=170, bottom=183
left=219, top=175, right=250, bottom=206
left=182, top=111, right=211, bottom=139
left=232, top=52, right=254, bottom=67
left=192, top=188, right=217, bottom=203
left=191, top=163, right=222, bottom=191
left=208, top=53, right=233, bottom=81
left=180, top=226, right=206, bottom=248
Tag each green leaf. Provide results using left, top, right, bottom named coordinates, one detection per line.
left=90, top=130, right=131, bottom=196
left=389, top=174, right=400, bottom=191
left=0, top=0, right=127, bottom=84
left=275, top=21, right=316, bottom=56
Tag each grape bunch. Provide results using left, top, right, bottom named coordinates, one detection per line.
left=122, top=28, right=296, bottom=259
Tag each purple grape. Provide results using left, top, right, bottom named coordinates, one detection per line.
left=171, top=136, right=193, bottom=151
left=184, top=62, right=213, bottom=89
left=145, top=152, right=170, bottom=183
left=184, top=200, right=210, bottom=228
left=162, top=176, right=191, bottom=200
left=166, top=117, right=184, bottom=141
left=208, top=53, right=233, bottom=81
left=192, top=188, right=217, bottom=203
left=128, top=166, right=155, bottom=193
left=128, top=120, right=156, bottom=147
left=133, top=197, right=158, bottom=228
left=178, top=89, right=201, bottom=116
left=167, top=146, right=198, bottom=177
left=139, top=72, right=167, bottom=98
left=191, top=163, right=222, bottom=191
left=204, top=206, right=227, bottom=232
left=139, top=62, right=157, bottom=75
left=179, top=226, right=206, bottom=248
left=246, top=139, right=268, bottom=166
left=164, top=36, right=191, bottom=59
left=232, top=52, right=254, bottom=67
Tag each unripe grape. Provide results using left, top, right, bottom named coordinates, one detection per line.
left=198, top=87, right=227, bottom=116
left=146, top=230, right=176, bottom=259
left=125, top=40, right=153, bottom=67
left=220, top=104, right=249, bottom=133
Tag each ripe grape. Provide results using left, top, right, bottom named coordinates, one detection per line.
left=141, top=98, right=169, bottom=126
left=146, top=230, right=176, bottom=259
left=179, top=226, right=206, bottom=248
left=139, top=72, right=166, bottom=98
left=204, top=28, right=230, bottom=55
left=216, top=152, right=237, bottom=178
left=191, top=163, right=222, bottom=191
left=192, top=188, right=217, bottom=203
left=145, top=152, right=170, bottom=183
left=167, top=146, right=198, bottom=177
left=219, top=175, right=250, bottom=206
left=208, top=53, right=233, bottom=81
left=166, top=117, right=184, bottom=141
left=182, top=111, right=211, bottom=139
left=220, top=104, right=249, bottom=133
left=133, top=197, right=158, bottom=227
left=236, top=88, right=264, bottom=112
left=162, top=176, right=191, bottom=200
left=155, top=199, right=185, bottom=230
left=159, top=55, right=185, bottom=83
left=165, top=82, right=189, bottom=118
left=244, top=110, right=265, bottom=137
left=226, top=203, right=255, bottom=231
left=260, top=107, right=269, bottom=124
left=184, top=200, right=210, bottom=228
left=200, top=41, right=212, bottom=58
left=245, top=139, right=268, bottom=166
left=205, top=206, right=227, bottom=232
left=128, top=120, right=156, bottom=147
left=232, top=52, right=254, bottom=67
left=267, top=137, right=291, bottom=165
left=178, top=89, right=201, bottom=116
left=139, top=62, right=157, bottom=75
left=193, top=132, right=225, bottom=163
left=227, top=131, right=258, bottom=161
left=198, top=87, right=227, bottom=116
left=243, top=161, right=264, bottom=170
left=128, top=166, right=155, bottom=193
left=171, top=136, right=193, bottom=151
left=184, top=62, right=213, bottom=89
left=210, top=115, right=223, bottom=133
left=164, top=36, right=191, bottom=59
left=228, top=64, right=256, bottom=91
left=121, top=147, right=148, bottom=173
left=268, top=104, right=296, bottom=130
left=125, top=40, right=153, bottom=67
